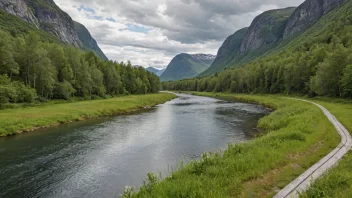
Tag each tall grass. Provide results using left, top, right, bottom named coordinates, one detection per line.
left=127, top=93, right=339, bottom=198
left=300, top=99, right=352, bottom=198
left=0, top=93, right=176, bottom=136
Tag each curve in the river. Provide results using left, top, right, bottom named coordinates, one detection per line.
left=0, top=94, right=268, bottom=198
left=274, top=99, right=352, bottom=198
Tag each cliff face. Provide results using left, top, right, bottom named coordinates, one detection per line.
left=283, top=0, right=345, bottom=38
left=240, top=7, right=296, bottom=54
left=27, top=0, right=82, bottom=47
left=0, top=0, right=108, bottom=60
left=0, top=0, right=39, bottom=27
left=202, top=0, right=346, bottom=76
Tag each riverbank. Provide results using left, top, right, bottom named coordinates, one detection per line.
left=0, top=93, right=176, bottom=137
left=127, top=93, right=340, bottom=197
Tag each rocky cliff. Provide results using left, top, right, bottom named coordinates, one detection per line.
left=240, top=7, right=295, bottom=53
left=0, top=0, right=108, bottom=60
left=0, top=0, right=39, bottom=27
left=26, top=0, right=82, bottom=47
left=283, top=0, right=345, bottom=38
left=202, top=0, right=347, bottom=76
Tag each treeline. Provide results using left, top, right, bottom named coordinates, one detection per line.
left=163, top=8, right=352, bottom=98
left=0, top=30, right=161, bottom=104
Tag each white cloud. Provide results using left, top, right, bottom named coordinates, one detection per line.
left=54, top=0, right=304, bottom=68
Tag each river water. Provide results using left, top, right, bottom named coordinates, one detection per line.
left=0, top=94, right=268, bottom=198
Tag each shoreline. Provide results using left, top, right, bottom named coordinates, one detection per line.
left=130, top=92, right=340, bottom=197
left=0, top=93, right=177, bottom=137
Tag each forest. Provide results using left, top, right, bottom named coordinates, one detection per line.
left=163, top=3, right=352, bottom=98
left=0, top=30, right=161, bottom=105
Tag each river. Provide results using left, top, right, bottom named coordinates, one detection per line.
left=0, top=93, right=269, bottom=198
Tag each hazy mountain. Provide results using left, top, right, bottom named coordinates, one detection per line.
left=146, top=67, right=165, bottom=76
left=160, top=53, right=216, bottom=81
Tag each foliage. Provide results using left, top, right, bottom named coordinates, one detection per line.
left=128, top=93, right=339, bottom=197
left=163, top=0, right=352, bottom=98
left=0, top=30, right=161, bottom=105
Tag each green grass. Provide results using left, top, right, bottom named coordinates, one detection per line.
left=300, top=98, right=352, bottom=198
left=127, top=93, right=340, bottom=198
left=0, top=93, right=176, bottom=136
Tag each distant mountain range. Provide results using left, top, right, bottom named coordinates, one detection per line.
left=160, top=53, right=216, bottom=82
left=0, top=0, right=108, bottom=60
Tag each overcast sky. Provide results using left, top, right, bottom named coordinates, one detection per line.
left=54, top=0, right=304, bottom=69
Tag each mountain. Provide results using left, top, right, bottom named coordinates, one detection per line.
left=146, top=67, right=159, bottom=74
left=283, top=0, right=345, bottom=38
left=73, top=21, right=108, bottom=60
left=146, top=67, right=165, bottom=76
left=201, top=7, right=295, bottom=76
left=160, top=54, right=215, bottom=81
left=201, top=27, right=248, bottom=76
left=163, top=0, right=352, bottom=98
left=0, top=0, right=108, bottom=60
left=201, top=0, right=345, bottom=76
left=239, top=7, right=296, bottom=53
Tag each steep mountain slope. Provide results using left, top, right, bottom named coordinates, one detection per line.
left=283, top=0, right=345, bottom=38
left=0, top=9, right=58, bottom=42
left=239, top=7, right=296, bottom=53
left=201, top=7, right=295, bottom=76
left=160, top=54, right=215, bottom=81
left=202, top=0, right=346, bottom=76
left=164, top=0, right=352, bottom=97
left=74, top=21, right=108, bottom=60
left=146, top=67, right=165, bottom=76
left=201, top=27, right=248, bottom=76
left=0, top=0, right=108, bottom=60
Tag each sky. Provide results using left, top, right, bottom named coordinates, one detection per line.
left=54, top=0, right=304, bottom=69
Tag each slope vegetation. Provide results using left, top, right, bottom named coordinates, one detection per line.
left=163, top=0, right=352, bottom=98
left=202, top=0, right=345, bottom=76
left=0, top=0, right=108, bottom=60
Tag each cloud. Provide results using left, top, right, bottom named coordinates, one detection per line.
left=54, top=0, right=304, bottom=68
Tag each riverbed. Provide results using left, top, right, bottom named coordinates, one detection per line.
left=0, top=93, right=268, bottom=198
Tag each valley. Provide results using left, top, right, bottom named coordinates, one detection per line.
left=0, top=0, right=351, bottom=197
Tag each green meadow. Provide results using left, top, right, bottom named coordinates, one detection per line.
left=0, top=93, right=176, bottom=136
left=301, top=98, right=352, bottom=198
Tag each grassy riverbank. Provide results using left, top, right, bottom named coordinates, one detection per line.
left=127, top=93, right=340, bottom=197
left=0, top=93, right=176, bottom=137
left=301, top=99, right=352, bottom=198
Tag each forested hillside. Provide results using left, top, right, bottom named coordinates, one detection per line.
left=0, top=0, right=108, bottom=60
left=163, top=0, right=352, bottom=98
left=0, top=30, right=161, bottom=106
left=200, top=7, right=296, bottom=76
left=201, top=0, right=345, bottom=76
